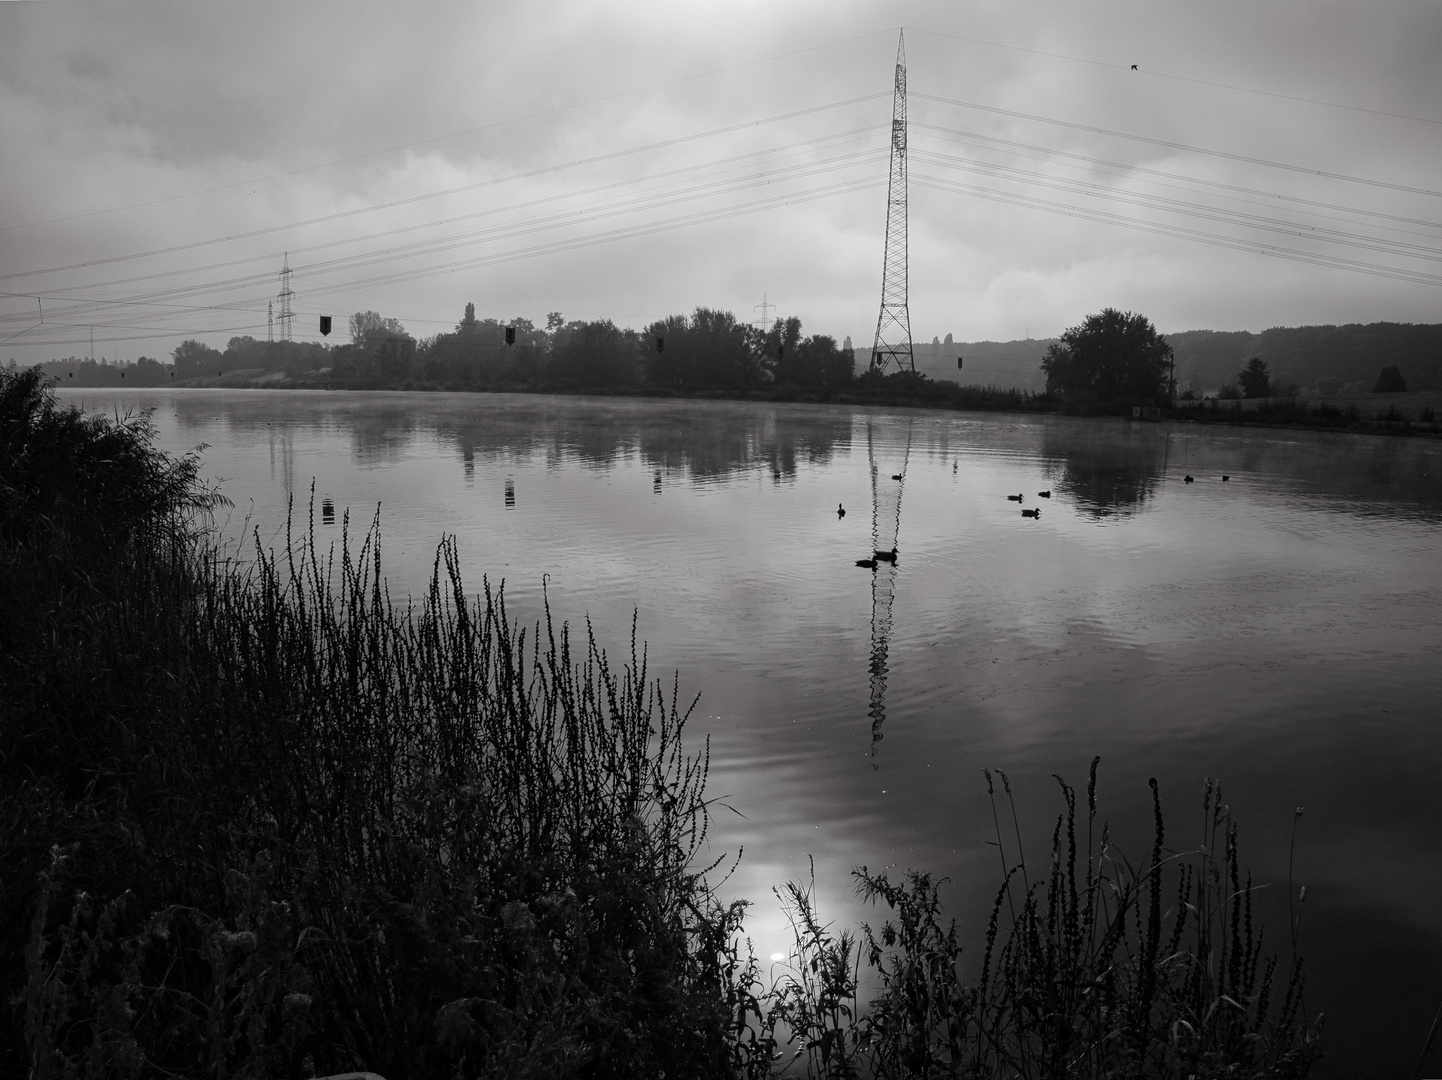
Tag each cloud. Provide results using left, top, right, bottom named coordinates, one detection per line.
left=2, top=0, right=1439, bottom=366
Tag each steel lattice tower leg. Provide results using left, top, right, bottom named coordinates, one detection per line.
left=870, top=31, right=913, bottom=375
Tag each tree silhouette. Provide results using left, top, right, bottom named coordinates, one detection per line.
left=1041, top=308, right=1172, bottom=402
left=1238, top=357, right=1272, bottom=398
left=348, top=310, right=408, bottom=347
left=1373, top=365, right=1407, bottom=393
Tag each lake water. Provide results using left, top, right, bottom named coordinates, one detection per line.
left=62, top=388, right=1442, bottom=1077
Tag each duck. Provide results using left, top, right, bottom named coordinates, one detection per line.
left=837, top=503, right=846, bottom=518
left=1222, top=475, right=1230, bottom=482
left=855, top=558, right=877, bottom=569
left=1022, top=508, right=1040, bottom=519
left=1037, top=490, right=1051, bottom=498
left=874, top=548, right=898, bottom=563
left=1006, top=493, right=1024, bottom=502
left=891, top=473, right=903, bottom=481
left=1184, top=475, right=1195, bottom=483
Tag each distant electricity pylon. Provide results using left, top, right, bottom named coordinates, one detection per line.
left=277, top=253, right=296, bottom=342
left=870, top=30, right=913, bottom=375
left=267, top=300, right=274, bottom=343
left=754, top=291, right=775, bottom=332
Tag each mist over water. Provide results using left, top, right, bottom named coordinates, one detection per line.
left=64, top=388, right=1442, bottom=1078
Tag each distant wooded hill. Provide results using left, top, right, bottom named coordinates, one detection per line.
left=922, top=321, right=1442, bottom=395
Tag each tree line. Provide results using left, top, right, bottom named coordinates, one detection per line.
left=41, top=303, right=859, bottom=393
left=32, top=303, right=1437, bottom=410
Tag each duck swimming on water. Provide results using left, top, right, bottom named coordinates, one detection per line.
left=855, top=558, right=877, bottom=569
left=1037, top=490, right=1051, bottom=498
left=874, top=548, right=898, bottom=563
left=1007, top=493, right=1024, bottom=502
left=837, top=503, right=846, bottom=518
left=1184, top=475, right=1195, bottom=483
left=1022, top=507, right=1040, bottom=519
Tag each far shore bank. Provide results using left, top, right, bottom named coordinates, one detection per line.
left=50, top=365, right=1442, bottom=440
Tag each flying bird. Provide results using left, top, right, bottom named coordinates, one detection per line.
left=1131, top=64, right=1138, bottom=70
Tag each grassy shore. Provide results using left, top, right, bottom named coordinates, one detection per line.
left=2, top=365, right=1321, bottom=1077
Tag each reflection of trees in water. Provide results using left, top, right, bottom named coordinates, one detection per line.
left=1044, top=426, right=1167, bottom=518
left=346, top=405, right=423, bottom=465
left=172, top=393, right=854, bottom=482
left=428, top=399, right=853, bottom=482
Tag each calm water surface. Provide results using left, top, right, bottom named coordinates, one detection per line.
left=64, top=389, right=1442, bottom=1077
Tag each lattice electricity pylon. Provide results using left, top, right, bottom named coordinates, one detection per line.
left=277, top=253, right=295, bottom=342
left=870, top=31, right=913, bottom=375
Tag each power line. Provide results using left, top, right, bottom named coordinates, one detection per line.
left=911, top=121, right=1442, bottom=235
left=913, top=92, right=1442, bottom=200
left=4, top=146, right=886, bottom=333
left=2, top=132, right=884, bottom=310
left=911, top=147, right=1442, bottom=263
left=1, top=96, right=888, bottom=285
left=9, top=178, right=884, bottom=348
left=912, top=173, right=1442, bottom=287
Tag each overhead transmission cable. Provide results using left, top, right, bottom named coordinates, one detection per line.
left=13, top=178, right=884, bottom=348
left=2, top=95, right=888, bottom=285
left=911, top=121, right=1442, bottom=235
left=912, top=92, right=1442, bottom=200
left=6, top=144, right=886, bottom=334
left=2, top=127, right=884, bottom=308
left=910, top=146, right=1442, bottom=262
left=912, top=173, right=1442, bottom=287
left=911, top=135, right=1442, bottom=256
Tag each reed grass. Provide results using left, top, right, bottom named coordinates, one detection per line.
left=3, top=366, right=740, bottom=1077
left=760, top=761, right=1322, bottom=1079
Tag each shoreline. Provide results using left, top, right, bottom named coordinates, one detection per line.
left=51, top=368, right=1442, bottom=440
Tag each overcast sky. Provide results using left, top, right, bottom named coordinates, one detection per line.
left=2, top=0, right=1439, bottom=366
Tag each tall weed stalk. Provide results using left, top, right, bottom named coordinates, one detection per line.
left=832, top=760, right=1322, bottom=1078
